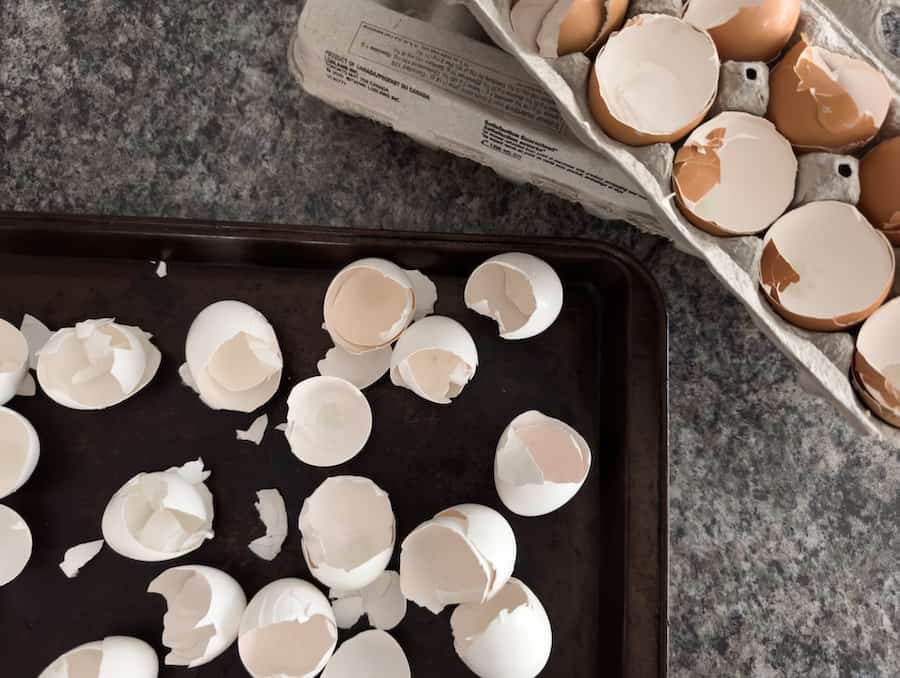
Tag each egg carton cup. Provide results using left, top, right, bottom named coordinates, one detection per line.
left=445, top=0, right=900, bottom=443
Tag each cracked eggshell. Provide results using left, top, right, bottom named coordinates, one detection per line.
left=0, top=407, right=39, bottom=499
left=512, top=0, right=628, bottom=57
left=682, top=0, right=801, bottom=63
left=59, top=539, right=104, bottom=578
left=450, top=578, right=552, bottom=678
left=317, top=344, right=392, bottom=390
left=859, top=137, right=900, bottom=246
left=330, top=570, right=407, bottom=631
left=322, top=630, right=411, bottom=678
left=37, top=636, right=159, bottom=678
left=390, top=316, right=478, bottom=404
left=853, top=298, right=900, bottom=428
left=238, top=578, right=337, bottom=678
left=249, top=489, right=288, bottom=561
left=400, top=504, right=516, bottom=614
left=759, top=201, right=896, bottom=332
left=588, top=14, right=719, bottom=146
left=148, top=565, right=247, bottom=668
left=768, top=36, right=892, bottom=152
left=300, top=476, right=394, bottom=591
left=673, top=112, right=797, bottom=237
left=184, top=300, right=283, bottom=413
left=465, top=253, right=563, bottom=340
left=0, top=504, right=31, bottom=586
left=0, top=319, right=28, bottom=405
left=101, top=459, right=214, bottom=562
left=494, top=411, right=591, bottom=517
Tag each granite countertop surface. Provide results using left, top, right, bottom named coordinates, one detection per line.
left=2, top=2, right=899, bottom=676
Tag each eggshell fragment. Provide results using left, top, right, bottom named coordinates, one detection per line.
left=853, top=298, right=900, bottom=428
left=329, top=570, right=407, bottom=631
left=390, top=316, right=478, bottom=404
left=285, top=377, right=373, bottom=467
left=673, top=112, right=797, bottom=236
left=37, top=319, right=161, bottom=410
left=249, top=489, right=288, bottom=561
left=0, top=319, right=28, bottom=405
left=759, top=202, right=895, bottom=331
left=405, top=269, right=438, bottom=320
left=768, top=36, right=892, bottom=151
left=450, top=578, right=552, bottom=678
left=512, top=0, right=628, bottom=57
left=465, top=253, right=563, bottom=339
left=322, top=630, right=411, bottom=678
left=101, top=458, right=215, bottom=562
left=0, top=406, right=39, bottom=499
left=0, top=504, right=31, bottom=586
left=59, top=539, right=104, bottom=578
left=20, top=313, right=52, bottom=370
left=317, top=345, right=392, bottom=390
left=237, top=414, right=269, bottom=446
left=588, top=14, right=719, bottom=145
left=37, top=637, right=159, bottom=678
left=300, top=476, right=395, bottom=591
left=17, top=373, right=36, bottom=397
left=859, top=137, right=900, bottom=246
left=184, top=300, right=283, bottom=413
left=400, top=504, right=516, bottom=614
left=238, top=578, right=338, bottom=678
left=149, top=565, right=247, bottom=668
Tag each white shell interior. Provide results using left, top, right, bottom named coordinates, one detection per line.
left=249, top=488, right=288, bottom=561
left=0, top=503, right=31, bottom=586
left=20, top=313, right=52, bottom=370
left=322, top=630, right=411, bottom=678
left=0, top=407, right=39, bottom=499
left=682, top=0, right=764, bottom=29
left=510, top=0, right=556, bottom=52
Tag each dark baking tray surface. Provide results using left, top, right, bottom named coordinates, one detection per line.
left=0, top=212, right=668, bottom=678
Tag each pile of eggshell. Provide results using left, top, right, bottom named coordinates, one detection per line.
left=511, top=0, right=900, bottom=429
left=0, top=252, right=593, bottom=678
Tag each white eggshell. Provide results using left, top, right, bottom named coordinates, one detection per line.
left=0, top=504, right=31, bottom=586
left=249, top=488, right=288, bottom=561
left=390, top=316, right=478, bottom=404
left=317, top=344, right=392, bottom=390
left=0, top=406, right=39, bottom=499
left=400, top=503, right=516, bottom=614
left=405, top=269, right=438, bottom=320
left=329, top=570, right=407, bottom=632
left=37, top=636, right=159, bottom=678
left=149, top=564, right=247, bottom=668
left=450, top=578, right=552, bottom=678
left=0, top=318, right=28, bottom=406
left=101, top=458, right=214, bottom=562
left=20, top=313, right=52, bottom=370
left=300, top=476, right=395, bottom=591
left=285, top=376, right=372, bottom=467
left=184, top=300, right=283, bottom=413
left=238, top=578, right=338, bottom=678
left=236, top=414, right=269, bottom=445
left=59, top=539, right=104, bottom=578
left=322, top=630, right=411, bottom=678
left=465, top=253, right=563, bottom=340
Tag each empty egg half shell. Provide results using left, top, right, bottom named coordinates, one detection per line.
left=300, top=476, right=395, bottom=591
left=238, top=578, right=338, bottom=678
left=0, top=503, right=31, bottom=586
left=0, top=319, right=28, bottom=406
left=859, top=137, right=900, bottom=246
left=400, top=504, right=516, bottom=614
left=184, top=300, right=283, bottom=413
left=101, top=458, right=214, bottom=562
left=853, top=298, right=900, bottom=428
left=322, top=630, right=411, bottom=678
left=682, top=0, right=801, bottom=63
left=494, top=411, right=591, bottom=517
left=148, top=565, right=247, bottom=668
left=36, top=318, right=161, bottom=410
left=37, top=637, right=159, bottom=678
left=465, top=253, right=563, bottom=339
left=673, top=111, right=797, bottom=236
left=0, top=407, right=39, bottom=499
left=759, top=201, right=896, bottom=331
left=588, top=14, right=719, bottom=146
left=450, top=578, right=552, bottom=678
left=511, top=0, right=628, bottom=57
left=284, top=376, right=373, bottom=467
left=390, top=316, right=478, bottom=404
left=768, top=36, right=892, bottom=152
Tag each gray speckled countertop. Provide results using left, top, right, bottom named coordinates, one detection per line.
left=2, top=2, right=900, bottom=676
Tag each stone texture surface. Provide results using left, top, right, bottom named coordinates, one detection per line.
left=2, top=2, right=900, bottom=676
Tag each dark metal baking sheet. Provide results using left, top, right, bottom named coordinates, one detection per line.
left=0, top=212, right=668, bottom=677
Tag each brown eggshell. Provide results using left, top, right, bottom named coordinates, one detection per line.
left=583, top=0, right=630, bottom=54
left=557, top=0, right=607, bottom=55
left=685, top=0, right=801, bottom=63
left=851, top=366, right=900, bottom=429
left=859, top=137, right=900, bottom=246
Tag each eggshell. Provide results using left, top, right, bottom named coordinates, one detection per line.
left=465, top=253, right=563, bottom=339
left=149, top=565, right=247, bottom=668
left=20, top=313, right=52, bottom=370
left=859, top=137, right=900, bottom=246
left=682, top=0, right=801, bottom=63
left=236, top=414, right=269, bottom=445
left=101, top=458, right=215, bottom=562
left=284, top=377, right=373, bottom=467
left=494, top=411, right=591, bottom=517
left=329, top=570, right=407, bottom=631
left=390, top=316, right=478, bottom=404
left=400, top=504, right=516, bottom=614
left=59, top=539, right=104, bottom=578
left=300, top=476, right=395, bottom=591
left=588, top=14, right=719, bottom=146
left=853, top=298, right=900, bottom=428
left=0, top=319, right=28, bottom=405
left=184, top=300, right=283, bottom=413
left=673, top=112, right=797, bottom=236
left=322, top=630, right=411, bottom=678
left=249, top=489, right=288, bottom=561
left=238, top=578, right=338, bottom=678
left=317, top=344, right=392, bottom=390
left=512, top=0, right=627, bottom=57
left=450, top=578, right=552, bottom=678
left=37, top=637, right=159, bottom=678
left=759, top=202, right=895, bottom=331
left=0, top=504, right=31, bottom=586
left=0, top=406, right=39, bottom=499
left=768, top=36, right=892, bottom=152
